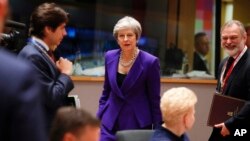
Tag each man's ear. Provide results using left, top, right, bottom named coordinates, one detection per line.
left=62, top=132, right=76, bottom=141
left=44, top=26, right=53, bottom=35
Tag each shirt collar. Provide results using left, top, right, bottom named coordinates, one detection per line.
left=31, top=36, right=49, bottom=51
left=196, top=51, right=206, bottom=61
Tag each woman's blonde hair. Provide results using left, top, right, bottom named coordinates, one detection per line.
left=160, top=87, right=197, bottom=126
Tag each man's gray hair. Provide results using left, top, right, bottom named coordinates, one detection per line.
left=221, top=20, right=246, bottom=36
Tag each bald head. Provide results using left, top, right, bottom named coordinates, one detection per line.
left=0, top=0, right=8, bottom=33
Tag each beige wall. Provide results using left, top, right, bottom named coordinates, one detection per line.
left=221, top=0, right=250, bottom=27
left=167, top=0, right=195, bottom=71
left=70, top=81, right=215, bottom=141
left=233, top=0, right=250, bottom=24
left=178, top=0, right=195, bottom=69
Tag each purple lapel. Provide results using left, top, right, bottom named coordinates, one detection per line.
left=121, top=51, right=143, bottom=94
left=107, top=50, right=125, bottom=99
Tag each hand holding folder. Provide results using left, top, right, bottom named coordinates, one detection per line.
left=207, top=93, right=245, bottom=127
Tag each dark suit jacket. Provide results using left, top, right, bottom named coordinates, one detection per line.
left=97, top=49, right=162, bottom=130
left=209, top=48, right=250, bottom=140
left=18, top=41, right=74, bottom=131
left=0, top=49, right=46, bottom=141
left=193, top=52, right=210, bottom=74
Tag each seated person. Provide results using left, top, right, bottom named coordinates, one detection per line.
left=151, top=87, right=197, bottom=141
left=50, top=107, right=100, bottom=141
left=193, top=32, right=210, bottom=74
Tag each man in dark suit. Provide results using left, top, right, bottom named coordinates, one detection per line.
left=209, top=20, right=250, bottom=140
left=0, top=50, right=47, bottom=141
left=0, top=0, right=46, bottom=140
left=193, top=32, right=210, bottom=74
left=18, top=2, right=74, bottom=132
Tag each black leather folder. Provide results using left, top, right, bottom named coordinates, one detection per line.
left=207, top=93, right=245, bottom=126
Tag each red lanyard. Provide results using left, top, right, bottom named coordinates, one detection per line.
left=222, top=54, right=240, bottom=91
left=222, top=60, right=235, bottom=90
left=220, top=46, right=248, bottom=93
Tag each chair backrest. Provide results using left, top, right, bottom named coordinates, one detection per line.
left=116, top=130, right=154, bottom=141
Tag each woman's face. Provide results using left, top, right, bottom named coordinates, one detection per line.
left=117, top=28, right=137, bottom=52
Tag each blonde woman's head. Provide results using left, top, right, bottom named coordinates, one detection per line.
left=161, top=87, right=197, bottom=130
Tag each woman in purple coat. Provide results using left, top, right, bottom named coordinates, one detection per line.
left=97, top=16, right=162, bottom=141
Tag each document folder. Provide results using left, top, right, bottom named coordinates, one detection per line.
left=207, top=93, right=245, bottom=127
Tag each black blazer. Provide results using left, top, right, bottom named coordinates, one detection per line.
left=193, top=52, right=210, bottom=74
left=18, top=41, right=74, bottom=131
left=210, top=49, right=250, bottom=140
left=0, top=49, right=46, bottom=141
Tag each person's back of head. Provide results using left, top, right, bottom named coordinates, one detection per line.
left=160, top=87, right=197, bottom=133
left=194, top=32, right=209, bottom=56
left=29, top=2, right=69, bottom=39
left=50, top=107, right=100, bottom=141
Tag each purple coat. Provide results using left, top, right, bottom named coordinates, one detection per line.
left=97, top=49, right=162, bottom=130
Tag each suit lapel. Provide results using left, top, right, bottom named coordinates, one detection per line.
left=31, top=42, right=58, bottom=78
left=217, top=58, right=227, bottom=93
left=121, top=51, right=143, bottom=95
left=107, top=51, right=125, bottom=99
left=223, top=51, right=248, bottom=95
